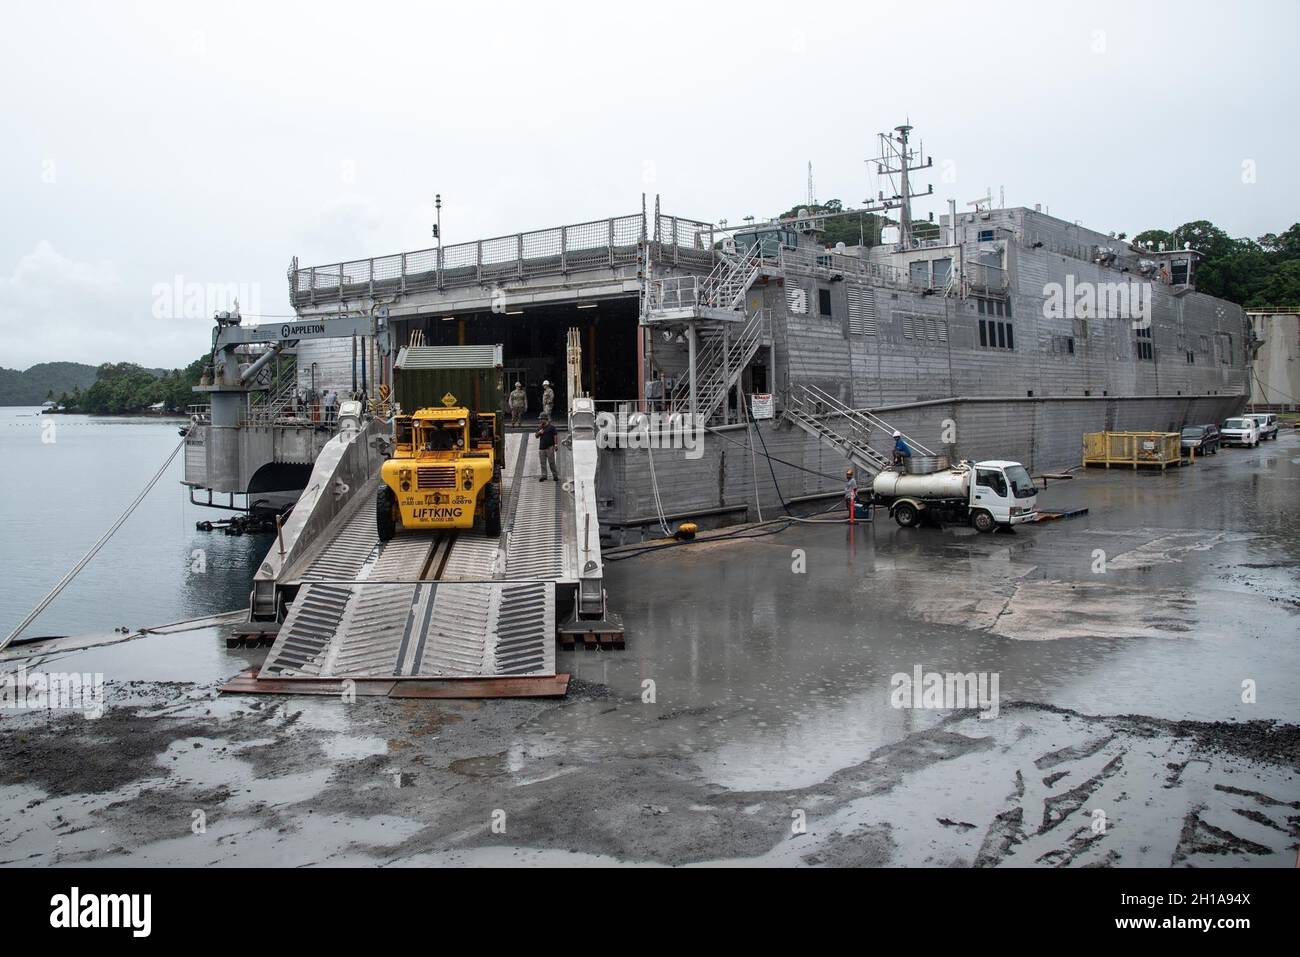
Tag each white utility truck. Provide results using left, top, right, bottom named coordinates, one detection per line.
left=871, top=460, right=1038, bottom=532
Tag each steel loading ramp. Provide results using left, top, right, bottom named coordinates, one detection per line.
left=253, top=431, right=576, bottom=684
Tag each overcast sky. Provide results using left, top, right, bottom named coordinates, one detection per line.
left=1, top=0, right=1295, bottom=370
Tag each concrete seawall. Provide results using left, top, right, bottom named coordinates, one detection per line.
left=597, top=392, right=1246, bottom=535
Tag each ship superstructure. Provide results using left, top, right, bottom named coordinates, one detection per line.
left=183, top=125, right=1250, bottom=540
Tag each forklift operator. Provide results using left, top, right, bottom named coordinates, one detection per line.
left=425, top=427, right=456, bottom=452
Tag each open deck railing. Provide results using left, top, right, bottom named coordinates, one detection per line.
left=289, top=211, right=715, bottom=306
left=773, top=246, right=916, bottom=291
left=963, top=260, right=1009, bottom=293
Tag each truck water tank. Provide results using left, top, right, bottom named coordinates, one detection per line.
left=903, top=454, right=949, bottom=474
left=873, top=466, right=970, bottom=501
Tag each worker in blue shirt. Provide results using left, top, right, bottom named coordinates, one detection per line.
left=892, top=430, right=912, bottom=466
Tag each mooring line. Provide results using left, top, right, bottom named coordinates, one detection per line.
left=1, top=436, right=187, bottom=652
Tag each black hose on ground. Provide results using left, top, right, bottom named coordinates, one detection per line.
left=748, top=397, right=792, bottom=516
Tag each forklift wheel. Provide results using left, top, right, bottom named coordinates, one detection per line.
left=377, top=485, right=397, bottom=542
left=484, top=484, right=501, bottom=538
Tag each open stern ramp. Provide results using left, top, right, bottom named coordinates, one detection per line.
left=256, top=430, right=581, bottom=682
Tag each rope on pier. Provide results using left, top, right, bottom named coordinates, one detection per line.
left=1, top=436, right=187, bottom=652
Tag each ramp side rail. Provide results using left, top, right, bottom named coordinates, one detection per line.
left=249, top=418, right=384, bottom=620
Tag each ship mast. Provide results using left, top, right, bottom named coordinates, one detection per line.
left=763, top=121, right=935, bottom=244
left=863, top=122, right=934, bottom=249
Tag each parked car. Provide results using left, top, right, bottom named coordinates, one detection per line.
left=1221, top=416, right=1261, bottom=448
left=1180, top=424, right=1220, bottom=456
left=1246, top=413, right=1280, bottom=441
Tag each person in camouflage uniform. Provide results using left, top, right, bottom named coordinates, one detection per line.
left=541, top=380, right=555, bottom=419
left=508, top=381, right=527, bottom=427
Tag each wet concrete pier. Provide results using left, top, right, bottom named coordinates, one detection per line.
left=2, top=435, right=1297, bottom=866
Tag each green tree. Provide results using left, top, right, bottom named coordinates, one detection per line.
left=1133, top=228, right=1172, bottom=250
left=1131, top=219, right=1300, bottom=309
left=776, top=199, right=894, bottom=248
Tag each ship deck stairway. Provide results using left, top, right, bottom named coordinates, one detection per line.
left=254, top=427, right=602, bottom=687
left=643, top=242, right=762, bottom=324
left=783, top=384, right=936, bottom=478
left=668, top=307, right=771, bottom=423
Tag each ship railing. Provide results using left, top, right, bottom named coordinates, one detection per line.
left=784, top=387, right=893, bottom=473
left=774, top=246, right=917, bottom=290
left=963, top=260, right=1009, bottom=293
left=290, top=211, right=715, bottom=306
left=646, top=275, right=702, bottom=314
left=789, top=382, right=936, bottom=457
left=241, top=354, right=304, bottom=426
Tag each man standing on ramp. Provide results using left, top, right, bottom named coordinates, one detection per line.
left=536, top=414, right=560, bottom=483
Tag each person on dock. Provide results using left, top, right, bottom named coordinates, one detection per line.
left=892, top=430, right=912, bottom=467
left=541, top=380, right=555, bottom=419
left=509, top=381, right=527, bottom=427
left=536, top=414, right=560, bottom=483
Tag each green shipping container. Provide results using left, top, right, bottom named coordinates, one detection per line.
left=392, top=344, right=505, bottom=417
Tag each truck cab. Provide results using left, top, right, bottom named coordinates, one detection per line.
left=970, top=460, right=1039, bottom=530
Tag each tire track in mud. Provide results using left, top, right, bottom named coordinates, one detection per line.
left=2, top=686, right=1297, bottom=867
left=961, top=702, right=1300, bottom=868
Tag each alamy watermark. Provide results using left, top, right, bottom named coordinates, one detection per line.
left=890, top=665, right=999, bottom=720
left=595, top=410, right=704, bottom=460
left=1, top=668, right=105, bottom=719
left=151, top=275, right=261, bottom=321
left=50, top=887, right=150, bottom=937
left=1042, top=276, right=1152, bottom=329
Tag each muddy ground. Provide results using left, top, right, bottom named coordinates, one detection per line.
left=2, top=435, right=1298, bottom=866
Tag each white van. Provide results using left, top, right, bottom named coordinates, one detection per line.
left=1221, top=416, right=1260, bottom=448
left=1246, top=413, right=1280, bottom=441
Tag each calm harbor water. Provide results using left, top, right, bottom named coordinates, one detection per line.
left=0, top=407, right=270, bottom=638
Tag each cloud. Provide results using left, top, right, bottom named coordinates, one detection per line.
left=0, top=241, right=207, bottom=370
left=296, top=196, right=387, bottom=263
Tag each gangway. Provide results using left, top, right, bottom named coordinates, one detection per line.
left=783, top=383, right=935, bottom=478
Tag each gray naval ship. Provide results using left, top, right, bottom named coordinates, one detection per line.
left=185, top=123, right=1249, bottom=543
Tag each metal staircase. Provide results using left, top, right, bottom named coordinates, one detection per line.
left=784, top=383, right=935, bottom=478
left=698, top=241, right=763, bottom=312
left=243, top=353, right=300, bottom=424
left=669, top=308, right=771, bottom=422
left=644, top=242, right=764, bottom=323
